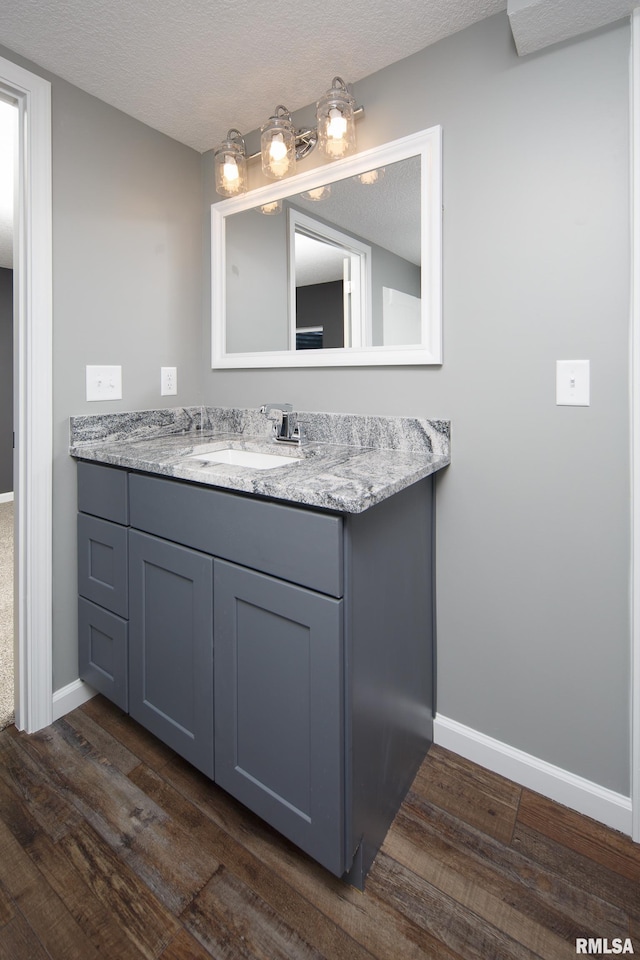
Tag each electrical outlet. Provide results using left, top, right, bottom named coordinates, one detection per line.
left=86, top=365, right=122, bottom=402
left=161, top=366, right=177, bottom=396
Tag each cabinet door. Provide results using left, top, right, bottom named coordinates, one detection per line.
left=214, top=559, right=344, bottom=876
left=129, top=531, right=214, bottom=778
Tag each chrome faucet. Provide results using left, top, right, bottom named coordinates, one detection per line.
left=260, top=403, right=304, bottom=444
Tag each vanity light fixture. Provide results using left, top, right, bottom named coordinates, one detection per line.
left=213, top=77, right=362, bottom=196
left=261, top=106, right=296, bottom=180
left=214, top=129, right=247, bottom=197
left=316, top=77, right=356, bottom=159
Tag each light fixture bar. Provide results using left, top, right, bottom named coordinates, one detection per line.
left=213, top=78, right=363, bottom=196
left=244, top=106, right=364, bottom=163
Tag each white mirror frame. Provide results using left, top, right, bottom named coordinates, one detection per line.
left=211, top=125, right=442, bottom=368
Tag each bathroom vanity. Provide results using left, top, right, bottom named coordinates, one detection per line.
left=72, top=406, right=450, bottom=887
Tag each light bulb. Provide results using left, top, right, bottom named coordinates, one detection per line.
left=223, top=158, right=239, bottom=183
left=269, top=134, right=287, bottom=162
left=316, top=78, right=356, bottom=160
left=327, top=108, right=347, bottom=140
left=214, top=129, right=247, bottom=196
left=261, top=107, right=295, bottom=179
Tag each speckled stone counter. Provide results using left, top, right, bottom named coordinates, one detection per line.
left=69, top=406, right=450, bottom=514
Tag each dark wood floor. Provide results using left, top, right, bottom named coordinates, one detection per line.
left=0, top=696, right=637, bottom=960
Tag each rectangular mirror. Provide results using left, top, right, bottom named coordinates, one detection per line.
left=211, top=126, right=442, bottom=367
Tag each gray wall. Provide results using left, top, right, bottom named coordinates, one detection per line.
left=1, top=11, right=631, bottom=797
left=0, top=268, right=12, bottom=494
left=226, top=207, right=288, bottom=352
left=202, top=15, right=631, bottom=794
left=0, top=43, right=204, bottom=691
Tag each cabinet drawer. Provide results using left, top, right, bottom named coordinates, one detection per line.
left=78, top=461, right=129, bottom=524
left=129, top=473, right=343, bottom=598
left=78, top=598, right=128, bottom=711
left=78, top=513, right=128, bottom=617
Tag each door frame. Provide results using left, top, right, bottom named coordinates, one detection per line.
left=0, top=54, right=53, bottom=733
left=631, top=10, right=640, bottom=843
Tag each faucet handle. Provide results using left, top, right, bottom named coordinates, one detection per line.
left=260, top=402, right=293, bottom=416
left=290, top=420, right=306, bottom=444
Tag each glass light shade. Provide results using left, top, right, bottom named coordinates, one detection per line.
left=214, top=130, right=247, bottom=197
left=358, top=166, right=385, bottom=185
left=300, top=185, right=332, bottom=202
left=259, top=199, right=282, bottom=215
left=316, top=77, right=356, bottom=160
left=261, top=107, right=295, bottom=180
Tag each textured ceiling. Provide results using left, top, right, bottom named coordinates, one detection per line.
left=0, top=0, right=508, bottom=153
left=508, top=0, right=637, bottom=54
left=294, top=156, right=422, bottom=266
left=0, top=0, right=633, bottom=267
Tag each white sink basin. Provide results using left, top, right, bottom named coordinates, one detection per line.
left=187, top=447, right=302, bottom=470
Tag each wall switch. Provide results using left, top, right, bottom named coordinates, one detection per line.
left=161, top=366, right=177, bottom=396
left=556, top=360, right=590, bottom=406
left=86, top=365, right=122, bottom=402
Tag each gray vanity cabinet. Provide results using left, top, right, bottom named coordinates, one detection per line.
left=77, top=459, right=435, bottom=888
left=128, top=531, right=214, bottom=779
left=214, top=559, right=344, bottom=876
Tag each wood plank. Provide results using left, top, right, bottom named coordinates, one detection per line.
left=63, top=705, right=141, bottom=775
left=14, top=718, right=219, bottom=916
left=0, top=817, right=103, bottom=960
left=27, top=828, right=147, bottom=960
left=130, top=763, right=377, bottom=960
left=512, top=821, right=640, bottom=924
left=518, top=789, right=640, bottom=883
left=162, top=755, right=464, bottom=960
left=158, top=928, right=216, bottom=960
left=368, top=850, right=554, bottom=960
left=0, top=912, right=51, bottom=960
left=0, top=878, right=15, bottom=927
left=59, top=819, right=181, bottom=960
left=81, top=695, right=178, bottom=772
left=185, top=864, right=329, bottom=960
left=412, top=744, right=521, bottom=844
left=0, top=730, right=82, bottom=842
left=382, top=811, right=580, bottom=959
left=395, top=790, right=628, bottom=940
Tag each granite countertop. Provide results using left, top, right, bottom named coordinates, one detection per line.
left=69, top=406, right=450, bottom=514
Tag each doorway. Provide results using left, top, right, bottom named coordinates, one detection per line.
left=0, top=54, right=52, bottom=734
left=0, top=98, right=16, bottom=728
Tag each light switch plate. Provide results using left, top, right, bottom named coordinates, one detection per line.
left=86, top=365, right=122, bottom=402
left=556, top=360, right=590, bottom=406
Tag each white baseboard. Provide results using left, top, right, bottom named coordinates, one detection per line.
left=0, top=492, right=14, bottom=503
left=52, top=679, right=97, bottom=721
left=434, top=714, right=633, bottom=837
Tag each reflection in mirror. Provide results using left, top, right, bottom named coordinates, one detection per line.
left=294, top=230, right=348, bottom=350
left=290, top=208, right=372, bottom=350
left=212, top=126, right=442, bottom=367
